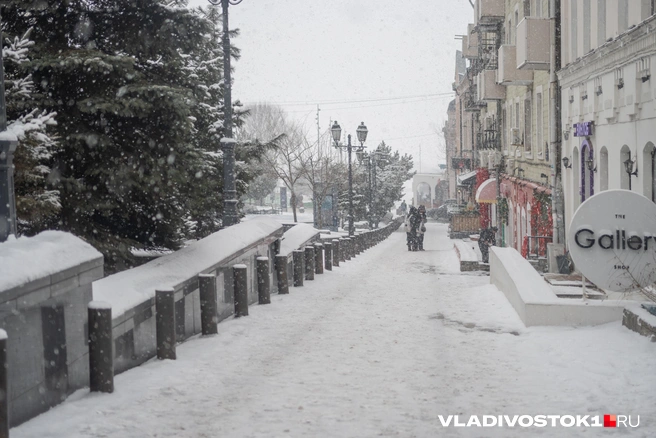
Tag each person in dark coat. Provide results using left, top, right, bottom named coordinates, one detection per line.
left=478, top=226, right=497, bottom=263
left=405, top=206, right=419, bottom=251
left=416, top=205, right=427, bottom=250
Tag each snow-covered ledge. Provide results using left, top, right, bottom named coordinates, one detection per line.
left=489, top=247, right=625, bottom=327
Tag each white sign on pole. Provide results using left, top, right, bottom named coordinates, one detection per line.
left=568, top=189, right=656, bottom=292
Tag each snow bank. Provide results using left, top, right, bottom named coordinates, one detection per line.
left=93, top=218, right=283, bottom=317
left=0, top=231, right=102, bottom=292
left=279, top=223, right=320, bottom=256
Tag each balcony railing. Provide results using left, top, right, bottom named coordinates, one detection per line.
left=477, top=70, right=505, bottom=101
left=517, top=17, right=551, bottom=70
left=497, top=45, right=533, bottom=85
left=475, top=0, right=505, bottom=26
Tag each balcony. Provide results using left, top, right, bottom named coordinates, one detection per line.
left=477, top=70, right=505, bottom=101
left=517, top=17, right=551, bottom=70
left=462, top=35, right=478, bottom=59
left=463, top=87, right=485, bottom=112
left=474, top=0, right=504, bottom=26
left=497, top=45, right=533, bottom=85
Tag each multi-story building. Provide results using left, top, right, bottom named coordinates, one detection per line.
left=558, top=0, right=656, bottom=233
left=448, top=0, right=556, bottom=257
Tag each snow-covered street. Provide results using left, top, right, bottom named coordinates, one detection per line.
left=12, top=222, right=656, bottom=438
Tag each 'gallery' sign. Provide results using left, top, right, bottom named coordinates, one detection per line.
left=573, top=121, right=594, bottom=137
left=568, top=190, right=656, bottom=292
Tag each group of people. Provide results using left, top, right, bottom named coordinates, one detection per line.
left=404, top=205, right=427, bottom=251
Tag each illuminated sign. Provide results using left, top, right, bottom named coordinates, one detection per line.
left=573, top=121, right=594, bottom=137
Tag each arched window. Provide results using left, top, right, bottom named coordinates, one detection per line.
left=600, top=146, right=609, bottom=191
left=620, top=145, right=631, bottom=190
left=644, top=142, right=656, bottom=202
left=580, top=140, right=594, bottom=201
left=573, top=147, right=580, bottom=209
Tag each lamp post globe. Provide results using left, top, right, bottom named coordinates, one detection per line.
left=331, top=121, right=342, bottom=144
left=356, top=122, right=368, bottom=144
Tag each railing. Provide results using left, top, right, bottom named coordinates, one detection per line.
left=522, top=235, right=552, bottom=259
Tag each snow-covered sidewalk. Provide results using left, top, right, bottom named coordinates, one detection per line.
left=12, top=222, right=656, bottom=437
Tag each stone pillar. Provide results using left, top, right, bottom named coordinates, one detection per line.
left=314, top=243, right=324, bottom=275
left=233, top=264, right=249, bottom=317
left=324, top=242, right=333, bottom=271
left=275, top=254, right=289, bottom=295
left=156, top=289, right=176, bottom=360
left=88, top=301, right=114, bottom=393
left=292, top=250, right=304, bottom=286
left=332, top=239, right=340, bottom=267
left=304, top=246, right=315, bottom=280
left=199, top=274, right=218, bottom=335
left=257, top=257, right=271, bottom=304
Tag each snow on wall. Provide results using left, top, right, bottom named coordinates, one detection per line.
left=0, top=231, right=102, bottom=292
left=93, top=218, right=283, bottom=317
left=279, top=223, right=320, bottom=257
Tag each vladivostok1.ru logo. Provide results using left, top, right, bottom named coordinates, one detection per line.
left=437, top=414, right=640, bottom=428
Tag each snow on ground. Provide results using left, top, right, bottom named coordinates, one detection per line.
left=12, top=222, right=656, bottom=438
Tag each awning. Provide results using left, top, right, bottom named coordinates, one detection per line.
left=456, top=170, right=477, bottom=186
left=475, top=178, right=497, bottom=204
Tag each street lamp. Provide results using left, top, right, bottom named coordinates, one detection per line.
left=209, top=0, right=244, bottom=227
left=331, top=121, right=368, bottom=236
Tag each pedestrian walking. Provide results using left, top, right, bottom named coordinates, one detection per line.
left=478, top=226, right=497, bottom=263
left=405, top=206, right=419, bottom=251
left=416, top=205, right=427, bottom=251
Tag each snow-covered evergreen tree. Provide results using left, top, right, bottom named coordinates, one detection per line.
left=3, top=26, right=59, bottom=235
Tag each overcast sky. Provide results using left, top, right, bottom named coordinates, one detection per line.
left=188, top=0, right=472, bottom=173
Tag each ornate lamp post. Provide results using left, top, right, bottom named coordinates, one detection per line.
left=209, top=0, right=244, bottom=227
left=331, top=121, right=368, bottom=236
left=0, top=15, right=18, bottom=242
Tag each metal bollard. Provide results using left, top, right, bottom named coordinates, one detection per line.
left=314, top=243, right=324, bottom=275
left=257, top=257, right=271, bottom=305
left=324, top=242, right=333, bottom=271
left=332, top=239, right=340, bottom=267
left=199, top=274, right=218, bottom=335
left=275, top=255, right=290, bottom=294
left=88, top=301, right=114, bottom=393
left=1, top=329, right=8, bottom=437
left=304, top=246, right=315, bottom=280
left=156, top=289, right=176, bottom=360
left=293, top=250, right=304, bottom=286
left=339, top=238, right=347, bottom=262
left=233, top=264, right=249, bottom=317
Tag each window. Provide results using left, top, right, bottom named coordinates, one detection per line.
left=619, top=0, right=628, bottom=32
left=503, top=108, right=508, bottom=152
left=524, top=0, right=531, bottom=17
left=571, top=0, right=578, bottom=59
left=536, top=0, right=542, bottom=17
left=524, top=97, right=532, bottom=154
left=514, top=10, right=519, bottom=43
left=536, top=93, right=543, bottom=157
left=600, top=147, right=609, bottom=191
left=583, top=0, right=591, bottom=53
left=515, top=102, right=520, bottom=128
left=507, top=19, right=512, bottom=45
left=620, top=145, right=631, bottom=190
left=598, top=0, right=606, bottom=46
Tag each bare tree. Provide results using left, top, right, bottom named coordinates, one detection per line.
left=237, top=104, right=314, bottom=222
left=301, top=129, right=347, bottom=228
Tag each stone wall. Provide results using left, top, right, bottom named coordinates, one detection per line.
left=0, top=232, right=103, bottom=427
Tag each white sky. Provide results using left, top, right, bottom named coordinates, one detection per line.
left=188, top=0, right=473, bottom=173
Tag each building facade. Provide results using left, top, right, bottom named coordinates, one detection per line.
left=558, top=0, right=656, bottom=233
